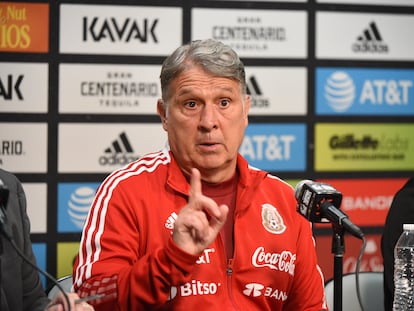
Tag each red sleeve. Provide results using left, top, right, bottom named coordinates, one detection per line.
left=73, top=183, right=198, bottom=310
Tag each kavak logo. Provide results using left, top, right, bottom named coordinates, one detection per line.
left=60, top=5, right=182, bottom=56
left=0, top=74, right=23, bottom=101
left=0, top=62, right=48, bottom=113
left=99, top=132, right=139, bottom=166
left=352, top=21, right=388, bottom=54
left=82, top=17, right=158, bottom=43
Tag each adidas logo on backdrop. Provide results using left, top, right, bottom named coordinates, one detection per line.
left=247, top=75, right=270, bottom=108
left=104, top=132, right=133, bottom=154
left=99, top=132, right=139, bottom=166
left=352, top=21, right=389, bottom=53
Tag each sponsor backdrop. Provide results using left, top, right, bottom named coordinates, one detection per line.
left=1, top=0, right=413, bottom=286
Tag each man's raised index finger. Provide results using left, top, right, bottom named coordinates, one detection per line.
left=189, top=168, right=202, bottom=202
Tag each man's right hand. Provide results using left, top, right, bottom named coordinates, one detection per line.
left=172, top=168, right=229, bottom=255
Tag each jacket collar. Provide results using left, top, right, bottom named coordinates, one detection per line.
left=166, top=150, right=267, bottom=197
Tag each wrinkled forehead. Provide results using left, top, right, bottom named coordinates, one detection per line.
left=165, top=64, right=244, bottom=99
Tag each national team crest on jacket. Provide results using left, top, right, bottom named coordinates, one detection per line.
left=261, top=203, right=286, bottom=234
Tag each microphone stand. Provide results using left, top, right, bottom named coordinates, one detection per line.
left=331, top=224, right=345, bottom=311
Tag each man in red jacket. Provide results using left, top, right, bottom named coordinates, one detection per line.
left=73, top=38, right=327, bottom=310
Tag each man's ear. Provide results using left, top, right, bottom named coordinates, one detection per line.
left=157, top=99, right=168, bottom=130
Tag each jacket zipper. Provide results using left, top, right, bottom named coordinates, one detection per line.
left=218, top=228, right=240, bottom=311
left=227, top=258, right=241, bottom=310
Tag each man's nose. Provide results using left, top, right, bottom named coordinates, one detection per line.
left=198, top=103, right=218, bottom=131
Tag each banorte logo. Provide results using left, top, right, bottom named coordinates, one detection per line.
left=243, top=283, right=288, bottom=301
left=67, top=186, right=95, bottom=229
left=324, top=71, right=355, bottom=112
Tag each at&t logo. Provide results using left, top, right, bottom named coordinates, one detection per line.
left=324, top=71, right=413, bottom=113
left=324, top=71, right=355, bottom=112
left=67, top=186, right=95, bottom=228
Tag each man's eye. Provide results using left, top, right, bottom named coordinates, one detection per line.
left=220, top=99, right=230, bottom=107
left=185, top=101, right=197, bottom=108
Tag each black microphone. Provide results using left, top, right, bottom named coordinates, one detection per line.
left=295, top=180, right=364, bottom=239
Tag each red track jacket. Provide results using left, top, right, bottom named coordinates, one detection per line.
left=73, top=149, right=327, bottom=310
